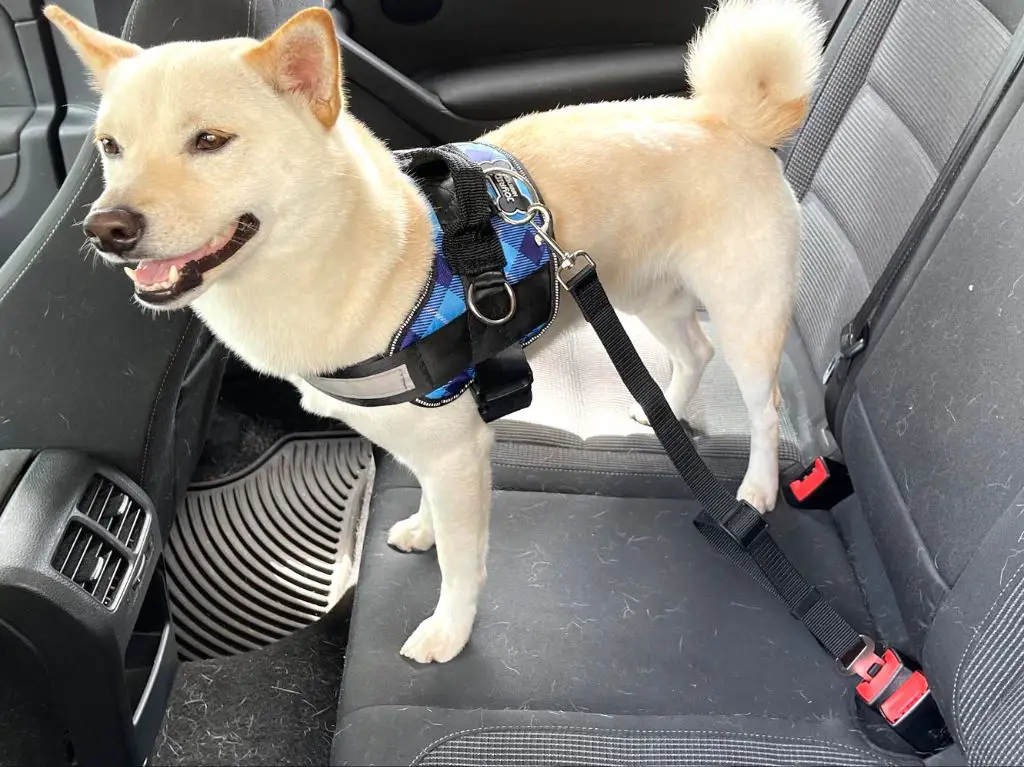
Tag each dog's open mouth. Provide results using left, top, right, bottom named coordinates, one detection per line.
left=124, top=213, right=260, bottom=303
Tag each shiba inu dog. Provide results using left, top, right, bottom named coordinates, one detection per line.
left=46, top=0, right=823, bottom=663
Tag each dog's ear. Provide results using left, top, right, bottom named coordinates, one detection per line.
left=243, top=8, right=343, bottom=130
left=43, top=5, right=141, bottom=90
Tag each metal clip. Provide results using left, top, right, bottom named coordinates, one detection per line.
left=518, top=203, right=595, bottom=291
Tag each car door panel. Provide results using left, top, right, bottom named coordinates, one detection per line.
left=0, top=0, right=60, bottom=256
left=335, top=0, right=710, bottom=145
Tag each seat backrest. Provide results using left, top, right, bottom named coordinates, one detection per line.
left=838, top=54, right=1024, bottom=767
left=784, top=0, right=1021, bottom=383
left=0, top=0, right=311, bottom=527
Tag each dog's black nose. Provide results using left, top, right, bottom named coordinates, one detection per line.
left=83, top=207, right=145, bottom=254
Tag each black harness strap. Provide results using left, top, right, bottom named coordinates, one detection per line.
left=400, top=145, right=518, bottom=350
left=823, top=23, right=1024, bottom=436
left=400, top=145, right=505, bottom=277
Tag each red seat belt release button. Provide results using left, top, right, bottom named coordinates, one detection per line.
left=880, top=671, right=931, bottom=725
left=854, top=648, right=933, bottom=726
left=789, top=457, right=830, bottom=502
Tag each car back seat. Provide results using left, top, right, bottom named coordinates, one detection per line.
left=492, top=0, right=1018, bottom=493
left=332, top=1, right=1024, bottom=764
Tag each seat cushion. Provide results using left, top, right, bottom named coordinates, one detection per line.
left=495, top=314, right=805, bottom=492
left=331, top=458, right=904, bottom=765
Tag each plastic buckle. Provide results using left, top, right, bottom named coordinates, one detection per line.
left=847, top=642, right=954, bottom=754
left=782, top=456, right=854, bottom=510
left=472, top=348, right=534, bottom=423
left=720, top=501, right=768, bottom=549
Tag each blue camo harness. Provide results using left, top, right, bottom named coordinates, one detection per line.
left=304, top=142, right=558, bottom=420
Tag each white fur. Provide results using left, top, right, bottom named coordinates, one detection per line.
left=50, top=0, right=824, bottom=663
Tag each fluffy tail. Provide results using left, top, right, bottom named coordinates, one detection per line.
left=685, top=0, right=825, bottom=147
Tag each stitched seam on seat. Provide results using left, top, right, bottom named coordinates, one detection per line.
left=410, top=725, right=896, bottom=765
left=852, top=396, right=951, bottom=591
left=859, top=80, right=940, bottom=175
left=140, top=315, right=194, bottom=481
left=492, top=461, right=683, bottom=479
left=124, top=0, right=145, bottom=41
left=0, top=155, right=99, bottom=307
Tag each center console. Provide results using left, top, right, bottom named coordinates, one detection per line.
left=0, top=449, right=176, bottom=766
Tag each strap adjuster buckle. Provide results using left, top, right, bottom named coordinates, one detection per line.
left=822, top=326, right=867, bottom=385
left=472, top=346, right=534, bottom=423
left=720, top=501, right=768, bottom=549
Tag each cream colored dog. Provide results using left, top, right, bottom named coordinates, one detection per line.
left=46, top=0, right=823, bottom=663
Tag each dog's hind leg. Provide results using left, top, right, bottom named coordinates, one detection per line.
left=629, top=288, right=715, bottom=425
left=694, top=275, right=791, bottom=513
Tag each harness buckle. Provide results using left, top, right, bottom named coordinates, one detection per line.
left=472, top=345, right=534, bottom=423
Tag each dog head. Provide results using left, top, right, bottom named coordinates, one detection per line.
left=45, top=5, right=344, bottom=310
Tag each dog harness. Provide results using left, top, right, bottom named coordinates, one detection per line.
left=303, top=142, right=558, bottom=421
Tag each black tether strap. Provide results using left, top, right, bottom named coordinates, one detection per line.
left=566, top=266, right=865, bottom=666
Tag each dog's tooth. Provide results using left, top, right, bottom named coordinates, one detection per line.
left=169, top=265, right=179, bottom=283
left=123, top=266, right=136, bottom=281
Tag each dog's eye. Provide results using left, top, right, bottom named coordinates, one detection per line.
left=98, top=136, right=122, bottom=156
left=193, top=130, right=234, bottom=153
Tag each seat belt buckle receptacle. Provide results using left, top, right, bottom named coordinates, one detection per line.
left=783, top=456, right=854, bottom=509
left=843, top=638, right=953, bottom=754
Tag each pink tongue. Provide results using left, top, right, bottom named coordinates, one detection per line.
left=134, top=252, right=198, bottom=285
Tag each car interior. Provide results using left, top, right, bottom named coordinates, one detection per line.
left=0, top=0, right=1022, bottom=765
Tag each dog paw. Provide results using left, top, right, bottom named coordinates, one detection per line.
left=387, top=513, right=435, bottom=553
left=400, top=613, right=471, bottom=664
left=737, top=479, right=777, bottom=514
left=629, top=401, right=652, bottom=427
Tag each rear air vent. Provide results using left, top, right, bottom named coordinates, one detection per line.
left=52, top=521, right=128, bottom=606
left=79, top=475, right=147, bottom=551
left=50, top=475, right=148, bottom=607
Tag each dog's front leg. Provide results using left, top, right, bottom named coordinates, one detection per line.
left=295, top=382, right=491, bottom=663
left=397, top=421, right=492, bottom=663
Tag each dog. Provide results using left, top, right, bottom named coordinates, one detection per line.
left=46, top=0, right=824, bottom=664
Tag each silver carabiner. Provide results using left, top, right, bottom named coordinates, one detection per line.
left=521, top=204, right=596, bottom=291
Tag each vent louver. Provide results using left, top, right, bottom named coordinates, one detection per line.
left=52, top=521, right=128, bottom=606
left=51, top=475, right=148, bottom=607
left=79, top=475, right=146, bottom=550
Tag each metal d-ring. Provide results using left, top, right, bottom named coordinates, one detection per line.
left=467, top=280, right=517, bottom=326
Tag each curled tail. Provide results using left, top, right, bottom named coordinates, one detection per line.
left=685, top=0, right=825, bottom=147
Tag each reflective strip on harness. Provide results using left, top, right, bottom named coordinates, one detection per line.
left=309, top=364, right=416, bottom=400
